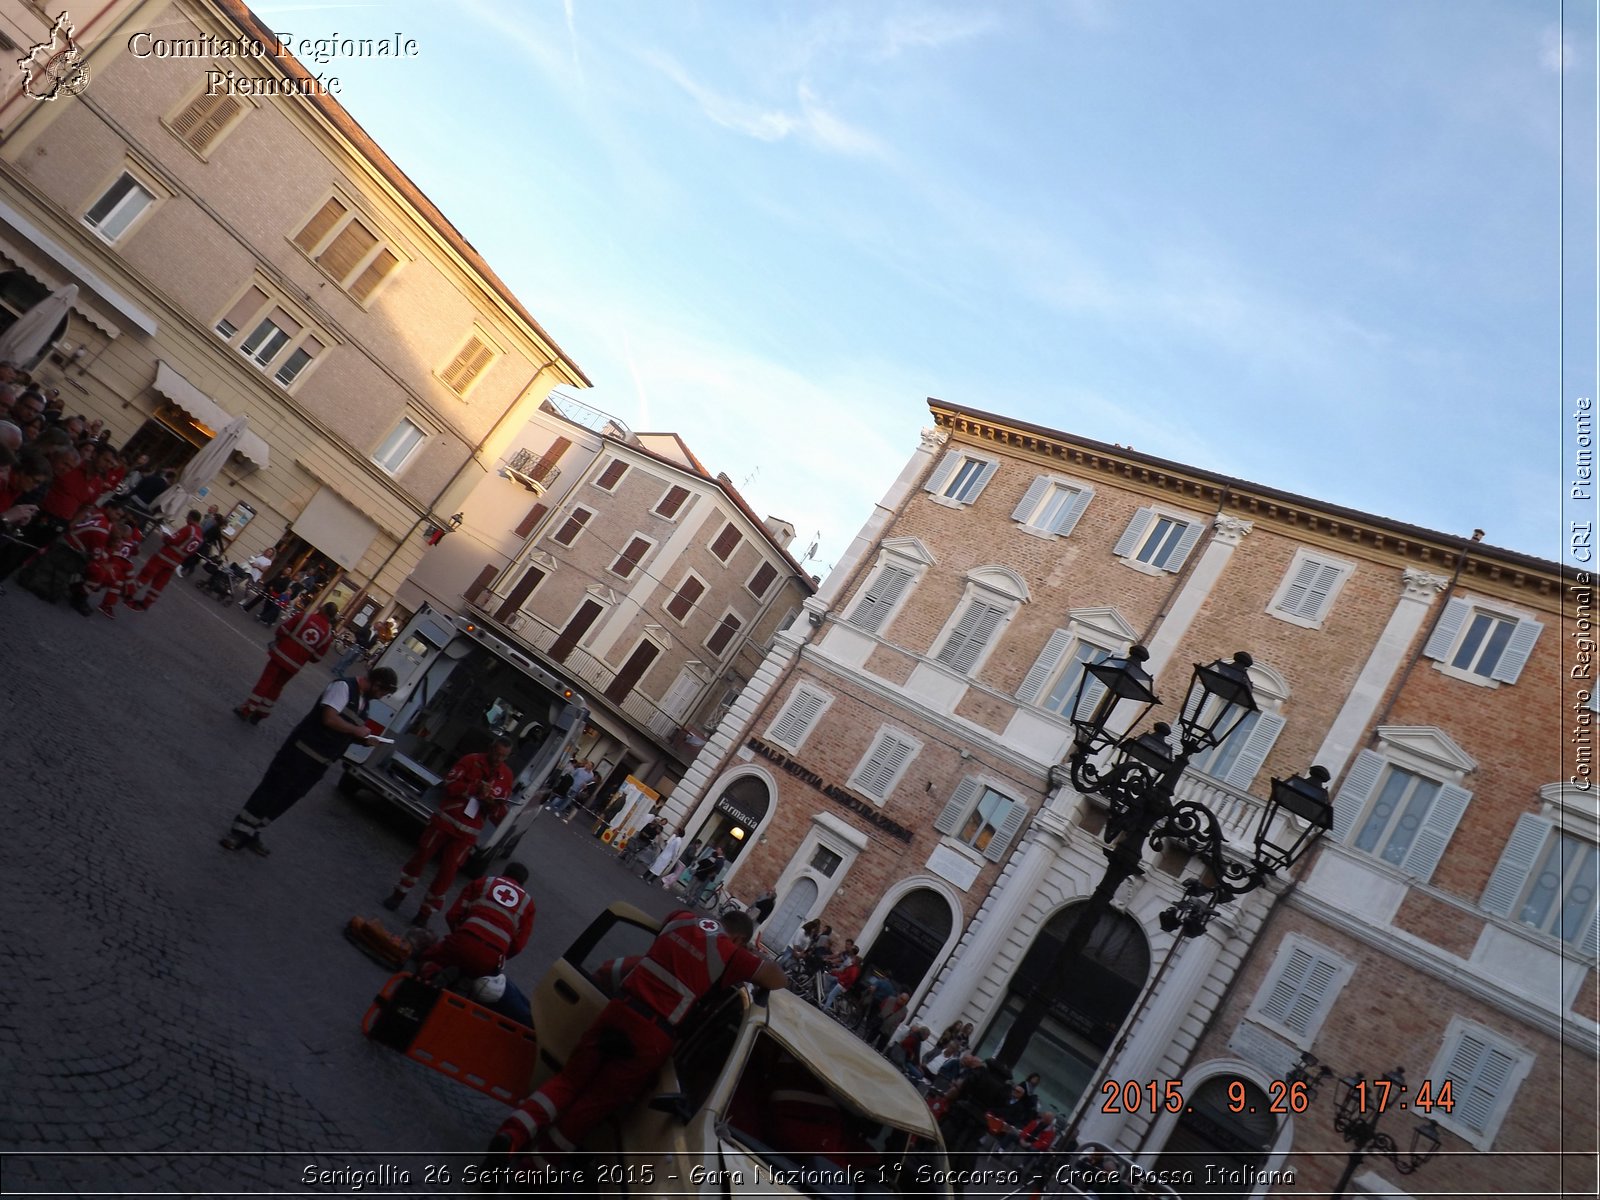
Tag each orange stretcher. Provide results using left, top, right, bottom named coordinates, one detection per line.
left=361, top=972, right=539, bottom=1105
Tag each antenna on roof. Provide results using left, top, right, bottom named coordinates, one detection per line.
left=803, top=541, right=819, bottom=563
left=743, top=467, right=760, bottom=487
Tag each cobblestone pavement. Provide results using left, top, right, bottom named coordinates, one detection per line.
left=0, top=574, right=686, bottom=1195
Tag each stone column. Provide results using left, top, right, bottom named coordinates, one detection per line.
left=1140, top=516, right=1254, bottom=689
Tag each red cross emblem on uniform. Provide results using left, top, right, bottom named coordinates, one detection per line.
left=492, top=883, right=520, bottom=907
left=698, top=918, right=719, bottom=933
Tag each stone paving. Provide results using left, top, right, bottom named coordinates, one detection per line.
left=0, top=571, right=684, bottom=1195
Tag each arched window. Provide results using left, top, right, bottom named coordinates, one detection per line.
left=863, top=887, right=954, bottom=995
left=1153, top=1074, right=1278, bottom=1196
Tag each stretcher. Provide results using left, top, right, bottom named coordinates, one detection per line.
left=362, top=972, right=539, bottom=1105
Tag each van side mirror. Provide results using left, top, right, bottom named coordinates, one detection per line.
left=647, top=1092, right=695, bottom=1123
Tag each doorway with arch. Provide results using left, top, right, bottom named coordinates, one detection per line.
left=861, top=885, right=955, bottom=1000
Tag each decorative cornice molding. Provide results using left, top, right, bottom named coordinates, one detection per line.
left=1402, top=568, right=1450, bottom=600
left=1212, top=515, right=1255, bottom=546
left=919, top=427, right=950, bottom=451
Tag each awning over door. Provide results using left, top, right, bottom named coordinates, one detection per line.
left=151, top=361, right=271, bottom=469
left=0, top=199, right=158, bottom=338
left=294, top=486, right=379, bottom=571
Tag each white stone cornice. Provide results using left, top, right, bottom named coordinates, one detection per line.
left=919, top=427, right=950, bottom=451
left=1212, top=515, right=1255, bottom=546
left=1402, top=568, right=1450, bottom=600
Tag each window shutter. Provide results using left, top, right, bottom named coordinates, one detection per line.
left=656, top=485, right=690, bottom=518
left=984, top=798, right=1028, bottom=861
left=316, top=219, right=378, bottom=282
left=349, top=248, right=399, bottom=302
left=1490, top=618, right=1543, bottom=685
left=293, top=198, right=347, bottom=253
left=1583, top=901, right=1600, bottom=962
left=1114, top=508, right=1154, bottom=558
left=1480, top=814, right=1552, bottom=918
left=1166, top=519, right=1204, bottom=571
left=1277, top=558, right=1331, bottom=618
left=1257, top=945, right=1313, bottom=1025
left=667, top=576, right=704, bottom=622
left=1399, top=781, right=1471, bottom=881
left=1283, top=956, right=1340, bottom=1034
left=924, top=449, right=961, bottom=495
left=1331, top=750, right=1385, bottom=843
left=463, top=563, right=497, bottom=602
left=1423, top=596, right=1471, bottom=661
left=442, top=336, right=493, bottom=394
left=552, top=508, right=590, bottom=545
left=1052, top=486, right=1093, bottom=536
left=712, top=523, right=741, bottom=560
left=1445, top=1034, right=1516, bottom=1135
left=513, top=502, right=548, bottom=539
left=1011, top=476, right=1050, bottom=524
left=527, top=437, right=571, bottom=484
left=613, top=537, right=650, bottom=578
left=748, top=562, right=778, bottom=598
left=1223, top=712, right=1286, bottom=789
left=966, top=459, right=999, bottom=503
left=769, top=688, right=826, bottom=750
left=172, top=91, right=242, bottom=154
left=596, top=459, right=628, bottom=489
left=855, top=734, right=915, bottom=800
left=1017, top=629, right=1074, bottom=705
left=937, top=601, right=1006, bottom=674
left=219, top=286, right=268, bottom=335
left=1297, top=562, right=1343, bottom=619
left=849, top=565, right=913, bottom=634
left=707, top=613, right=742, bottom=655
left=935, top=776, right=981, bottom=834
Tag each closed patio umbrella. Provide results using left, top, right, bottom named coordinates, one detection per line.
left=0, top=283, right=76, bottom=366
left=158, top=414, right=250, bottom=523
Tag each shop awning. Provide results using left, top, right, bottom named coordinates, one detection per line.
left=294, top=486, right=378, bottom=571
left=151, top=361, right=271, bottom=469
left=0, top=199, right=158, bottom=339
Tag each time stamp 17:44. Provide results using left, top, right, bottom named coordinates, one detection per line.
left=1099, top=1077, right=1456, bottom=1116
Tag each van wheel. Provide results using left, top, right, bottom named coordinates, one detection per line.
left=336, top=769, right=365, bottom=799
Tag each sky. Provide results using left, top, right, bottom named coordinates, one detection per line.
left=255, top=0, right=1595, bottom=573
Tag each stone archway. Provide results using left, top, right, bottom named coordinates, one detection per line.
left=1152, top=1074, right=1279, bottom=1197
left=693, top=774, right=772, bottom=866
left=863, top=887, right=954, bottom=996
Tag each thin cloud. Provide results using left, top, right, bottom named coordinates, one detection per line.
left=1540, top=27, right=1575, bottom=73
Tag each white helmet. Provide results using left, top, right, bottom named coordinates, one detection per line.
left=469, top=973, right=507, bottom=1004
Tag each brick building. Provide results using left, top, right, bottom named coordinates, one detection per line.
left=0, top=0, right=586, bottom=618
left=402, top=392, right=815, bottom=805
left=662, top=398, right=1593, bottom=1196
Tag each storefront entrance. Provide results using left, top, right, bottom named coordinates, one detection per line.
left=691, top=776, right=771, bottom=866
left=863, top=888, right=952, bottom=996
left=1153, top=1075, right=1278, bottom=1197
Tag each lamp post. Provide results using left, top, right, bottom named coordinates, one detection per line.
left=1284, top=1054, right=1442, bottom=1197
left=995, top=645, right=1335, bottom=1073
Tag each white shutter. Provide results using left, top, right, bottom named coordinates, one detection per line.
left=1224, top=711, right=1286, bottom=789
left=1279, top=558, right=1343, bottom=620
left=1052, top=485, right=1093, bottom=536
left=965, top=459, right=999, bottom=503
left=1165, top=519, right=1204, bottom=571
left=854, top=733, right=916, bottom=800
left=984, top=798, right=1028, bottom=860
left=1017, top=629, right=1074, bottom=705
left=1399, top=781, right=1472, bottom=881
left=1423, top=596, right=1471, bottom=661
left=1283, top=956, right=1340, bottom=1035
left=937, top=601, right=1006, bottom=674
left=1113, top=508, right=1154, bottom=558
left=768, top=687, right=827, bottom=751
left=1011, top=476, right=1050, bottom=524
left=1490, top=618, right=1543, bottom=684
left=1445, top=1033, right=1518, bottom=1135
left=1332, top=750, right=1385, bottom=843
left=1277, top=559, right=1319, bottom=616
left=924, top=450, right=961, bottom=495
left=849, top=565, right=913, bottom=633
left=1301, top=562, right=1344, bottom=619
left=935, top=776, right=981, bottom=834
left=1480, top=814, right=1552, bottom=918
left=1583, top=902, right=1600, bottom=962
left=1256, top=945, right=1312, bottom=1025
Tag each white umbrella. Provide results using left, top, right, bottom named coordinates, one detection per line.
left=159, top=413, right=250, bottom=523
left=0, top=283, right=77, bottom=366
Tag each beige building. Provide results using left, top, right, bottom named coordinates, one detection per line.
left=664, top=398, right=1591, bottom=1196
left=403, top=392, right=816, bottom=806
left=0, top=0, right=586, bottom=617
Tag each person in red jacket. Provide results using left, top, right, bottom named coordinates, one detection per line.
left=85, top=517, right=139, bottom=618
left=488, top=908, right=788, bottom=1161
left=383, top=737, right=517, bottom=925
left=234, top=603, right=337, bottom=723
left=417, top=861, right=536, bottom=981
left=124, top=509, right=204, bottom=610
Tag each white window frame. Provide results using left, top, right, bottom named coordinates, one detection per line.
left=213, top=283, right=327, bottom=393
left=1113, top=505, right=1204, bottom=576
left=1016, top=607, right=1137, bottom=720
left=1268, top=548, right=1355, bottom=629
left=704, top=606, right=745, bottom=659
left=842, top=538, right=934, bottom=636
left=1424, top=1018, right=1534, bottom=1149
left=82, top=167, right=160, bottom=244
left=932, top=775, right=1028, bottom=862
left=1243, top=934, right=1354, bottom=1047
left=549, top=505, right=594, bottom=548
left=372, top=418, right=426, bottom=476
left=664, top=569, right=707, bottom=626
left=928, top=566, right=1028, bottom=678
left=1480, top=789, right=1600, bottom=958
left=924, top=448, right=1000, bottom=508
left=608, top=532, right=656, bottom=581
left=1423, top=594, right=1544, bottom=689
left=592, top=457, right=630, bottom=493
left=1011, top=473, right=1095, bottom=539
left=1186, top=662, right=1290, bottom=791
left=847, top=727, right=922, bottom=806
left=1330, top=728, right=1476, bottom=883
left=765, top=683, right=834, bottom=754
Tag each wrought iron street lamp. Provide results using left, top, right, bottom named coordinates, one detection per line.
left=1285, top=1055, right=1442, bottom=1197
left=995, top=645, right=1335, bottom=1070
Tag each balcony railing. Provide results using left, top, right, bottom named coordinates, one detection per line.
left=503, top=448, right=561, bottom=493
left=542, top=390, right=634, bottom=442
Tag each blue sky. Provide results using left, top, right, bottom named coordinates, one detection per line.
left=258, top=1, right=1594, bottom=571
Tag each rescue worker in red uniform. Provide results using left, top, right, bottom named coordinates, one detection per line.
left=18, top=501, right=110, bottom=607
left=85, top=518, right=139, bottom=619
left=125, top=509, right=204, bottom=610
left=488, top=908, right=787, bottom=1160
left=234, top=602, right=338, bottom=723
left=417, top=861, right=536, bottom=981
left=382, top=736, right=517, bottom=925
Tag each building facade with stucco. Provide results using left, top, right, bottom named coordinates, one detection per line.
left=661, top=398, right=1591, bottom=1196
